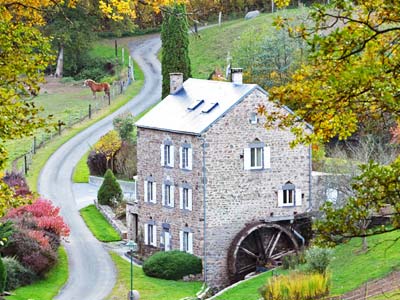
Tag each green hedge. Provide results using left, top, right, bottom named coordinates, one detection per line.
left=143, top=251, right=202, bottom=280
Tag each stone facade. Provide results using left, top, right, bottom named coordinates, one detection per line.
left=127, top=83, right=311, bottom=289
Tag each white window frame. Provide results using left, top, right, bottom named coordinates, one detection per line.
left=162, top=183, right=175, bottom=207
left=278, top=182, right=302, bottom=207
left=180, top=230, right=193, bottom=254
left=179, top=145, right=192, bottom=170
left=244, top=143, right=270, bottom=170
left=144, top=223, right=157, bottom=247
left=144, top=180, right=157, bottom=204
left=179, top=186, right=192, bottom=211
left=161, top=142, right=174, bottom=167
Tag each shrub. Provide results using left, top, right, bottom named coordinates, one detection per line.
left=97, top=169, right=123, bottom=206
left=1, top=230, right=57, bottom=277
left=0, top=257, right=6, bottom=293
left=143, top=250, right=202, bottom=280
left=305, top=246, right=334, bottom=274
left=113, top=113, right=135, bottom=142
left=3, top=256, right=36, bottom=290
left=282, top=252, right=304, bottom=270
left=87, top=150, right=108, bottom=176
left=2, top=171, right=31, bottom=197
left=260, top=272, right=330, bottom=300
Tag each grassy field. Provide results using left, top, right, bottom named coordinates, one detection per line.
left=215, top=230, right=400, bottom=299
left=106, top=252, right=202, bottom=300
left=189, top=8, right=306, bottom=79
left=80, top=204, right=121, bottom=242
left=6, top=247, right=68, bottom=300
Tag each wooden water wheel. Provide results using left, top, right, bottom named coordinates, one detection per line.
left=227, top=222, right=299, bottom=282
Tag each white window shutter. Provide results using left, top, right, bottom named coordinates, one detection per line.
left=179, top=147, right=183, bottom=169
left=263, top=146, right=271, bottom=169
left=152, top=182, right=157, bottom=203
left=144, top=181, right=148, bottom=202
left=295, top=189, right=302, bottom=206
left=152, top=226, right=157, bottom=247
left=188, top=233, right=193, bottom=254
left=179, top=187, right=183, bottom=209
left=171, top=185, right=175, bottom=207
left=160, top=144, right=164, bottom=166
left=144, top=224, right=148, bottom=245
left=179, top=231, right=184, bottom=251
left=170, top=145, right=175, bottom=167
left=188, top=148, right=193, bottom=170
left=278, top=190, right=283, bottom=207
left=244, top=148, right=251, bottom=170
left=161, top=184, right=165, bottom=206
left=188, top=188, right=193, bottom=211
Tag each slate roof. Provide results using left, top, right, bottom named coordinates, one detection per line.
left=135, top=78, right=261, bottom=135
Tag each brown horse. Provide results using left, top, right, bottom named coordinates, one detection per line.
left=83, top=79, right=110, bottom=100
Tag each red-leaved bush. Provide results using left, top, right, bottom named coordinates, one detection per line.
left=1, top=199, right=69, bottom=277
left=6, top=198, right=70, bottom=237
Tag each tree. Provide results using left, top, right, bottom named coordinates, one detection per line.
left=94, top=130, right=122, bottom=171
left=260, top=0, right=400, bottom=146
left=161, top=3, right=191, bottom=99
left=97, top=169, right=123, bottom=206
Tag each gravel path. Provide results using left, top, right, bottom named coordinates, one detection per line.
left=38, top=35, right=161, bottom=300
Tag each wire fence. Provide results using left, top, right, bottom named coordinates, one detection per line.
left=10, top=79, right=132, bottom=175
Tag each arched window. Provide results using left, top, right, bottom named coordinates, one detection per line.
left=278, top=181, right=302, bottom=207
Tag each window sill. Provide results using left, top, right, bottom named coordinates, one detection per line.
left=163, top=165, right=174, bottom=169
left=162, top=205, right=175, bottom=209
left=180, top=167, right=192, bottom=172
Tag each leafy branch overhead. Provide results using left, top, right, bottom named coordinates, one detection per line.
left=262, top=0, right=400, bottom=145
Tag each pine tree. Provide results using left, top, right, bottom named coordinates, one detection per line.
left=161, top=3, right=191, bottom=99
left=97, top=169, right=123, bottom=206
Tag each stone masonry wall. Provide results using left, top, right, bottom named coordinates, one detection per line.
left=202, top=88, right=311, bottom=288
left=127, top=129, right=205, bottom=258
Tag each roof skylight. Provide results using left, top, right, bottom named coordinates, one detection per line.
left=187, top=99, right=204, bottom=111
left=201, top=102, right=219, bottom=113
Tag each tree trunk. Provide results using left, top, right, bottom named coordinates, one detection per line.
left=55, top=45, right=64, bottom=78
left=362, top=236, right=368, bottom=252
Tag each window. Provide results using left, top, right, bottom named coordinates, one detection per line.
left=250, top=112, right=258, bottom=124
left=162, top=182, right=174, bottom=207
left=180, top=230, right=193, bottom=253
left=278, top=182, right=302, bottom=207
left=144, top=178, right=156, bottom=203
left=161, top=226, right=171, bottom=251
left=144, top=223, right=157, bottom=247
left=160, top=141, right=174, bottom=167
left=251, top=147, right=263, bottom=168
left=244, top=142, right=270, bottom=170
left=180, top=185, right=192, bottom=211
left=180, top=144, right=192, bottom=170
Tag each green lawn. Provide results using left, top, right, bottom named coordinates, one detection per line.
left=106, top=252, right=202, bottom=300
left=80, top=204, right=121, bottom=242
left=72, top=151, right=90, bottom=183
left=372, top=290, right=400, bottom=300
left=6, top=247, right=68, bottom=300
left=215, top=230, right=400, bottom=299
left=189, top=8, right=306, bottom=79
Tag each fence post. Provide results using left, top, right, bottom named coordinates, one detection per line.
left=58, top=120, right=62, bottom=135
left=89, top=104, right=92, bottom=119
left=24, top=155, right=28, bottom=175
left=33, top=136, right=36, bottom=154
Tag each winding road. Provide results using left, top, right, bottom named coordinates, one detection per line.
left=38, top=35, right=161, bottom=300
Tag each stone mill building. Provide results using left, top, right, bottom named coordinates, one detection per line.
left=126, top=70, right=313, bottom=289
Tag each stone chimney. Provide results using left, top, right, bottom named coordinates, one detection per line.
left=231, top=68, right=243, bottom=84
left=170, top=73, right=184, bottom=94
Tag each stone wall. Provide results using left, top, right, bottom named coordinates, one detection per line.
left=202, top=88, right=311, bottom=288
left=128, top=129, right=205, bottom=257
left=95, top=201, right=127, bottom=239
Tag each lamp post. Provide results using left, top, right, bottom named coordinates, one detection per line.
left=126, top=240, right=140, bottom=300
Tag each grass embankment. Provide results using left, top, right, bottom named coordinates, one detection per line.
left=6, top=247, right=68, bottom=300
left=106, top=252, right=202, bottom=300
left=26, top=60, right=144, bottom=191
left=79, top=204, right=121, bottom=242
left=189, top=9, right=306, bottom=79
left=215, top=230, right=400, bottom=299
